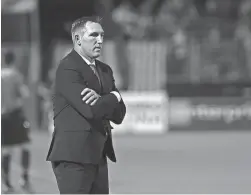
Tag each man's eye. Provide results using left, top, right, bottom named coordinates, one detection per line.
left=89, top=33, right=104, bottom=37
left=90, top=33, right=98, bottom=37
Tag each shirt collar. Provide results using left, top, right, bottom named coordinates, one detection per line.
left=80, top=55, right=96, bottom=66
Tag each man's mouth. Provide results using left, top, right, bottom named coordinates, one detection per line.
left=94, top=46, right=101, bottom=50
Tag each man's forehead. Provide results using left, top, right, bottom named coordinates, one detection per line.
left=85, top=21, right=104, bottom=33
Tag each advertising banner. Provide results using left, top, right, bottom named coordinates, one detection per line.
left=169, top=97, right=251, bottom=130
left=111, top=91, right=169, bottom=134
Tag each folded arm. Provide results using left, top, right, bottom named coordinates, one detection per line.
left=105, top=67, right=126, bottom=124
left=108, top=89, right=126, bottom=124
left=56, top=64, right=121, bottom=120
left=79, top=66, right=126, bottom=124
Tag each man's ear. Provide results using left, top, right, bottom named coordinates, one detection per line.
left=75, top=34, right=81, bottom=46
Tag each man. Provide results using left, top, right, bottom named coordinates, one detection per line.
left=46, top=16, right=126, bottom=194
left=1, top=51, right=33, bottom=193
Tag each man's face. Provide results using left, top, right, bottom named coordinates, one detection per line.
left=79, top=22, right=104, bottom=60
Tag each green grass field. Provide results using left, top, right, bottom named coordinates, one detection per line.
left=6, top=130, right=251, bottom=194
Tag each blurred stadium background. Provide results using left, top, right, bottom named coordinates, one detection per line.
left=2, top=0, right=251, bottom=193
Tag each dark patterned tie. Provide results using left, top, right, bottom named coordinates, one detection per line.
left=89, top=64, right=101, bottom=86
left=90, top=64, right=109, bottom=136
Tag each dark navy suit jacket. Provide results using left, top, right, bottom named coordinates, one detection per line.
left=46, top=49, right=126, bottom=164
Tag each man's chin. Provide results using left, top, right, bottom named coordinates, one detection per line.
left=93, top=52, right=101, bottom=59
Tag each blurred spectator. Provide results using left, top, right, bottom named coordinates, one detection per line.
left=236, top=0, right=251, bottom=79
left=37, top=82, right=52, bottom=131
left=112, top=0, right=137, bottom=90
left=166, top=28, right=189, bottom=81
left=112, top=0, right=146, bottom=39
left=154, top=0, right=197, bottom=38
left=1, top=51, right=34, bottom=194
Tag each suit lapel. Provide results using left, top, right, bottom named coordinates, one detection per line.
left=96, top=61, right=114, bottom=95
left=70, top=50, right=101, bottom=93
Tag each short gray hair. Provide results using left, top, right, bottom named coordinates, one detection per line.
left=71, top=16, right=103, bottom=43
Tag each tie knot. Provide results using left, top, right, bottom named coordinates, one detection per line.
left=89, top=64, right=96, bottom=72
left=89, top=64, right=101, bottom=85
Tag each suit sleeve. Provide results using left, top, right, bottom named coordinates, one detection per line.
left=56, top=62, right=121, bottom=120
left=104, top=67, right=126, bottom=124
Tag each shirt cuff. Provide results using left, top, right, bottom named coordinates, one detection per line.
left=110, top=91, right=121, bottom=102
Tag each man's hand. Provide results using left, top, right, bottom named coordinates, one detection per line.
left=81, top=88, right=101, bottom=106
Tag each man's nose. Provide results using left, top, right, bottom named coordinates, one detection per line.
left=96, top=35, right=103, bottom=43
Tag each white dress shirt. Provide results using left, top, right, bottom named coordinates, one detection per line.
left=80, top=54, right=121, bottom=102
